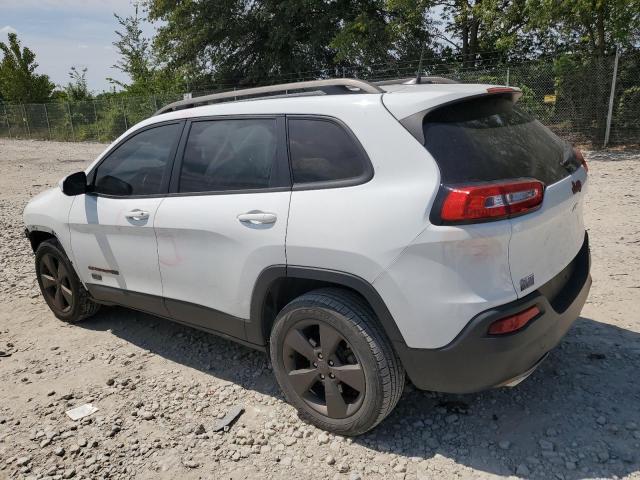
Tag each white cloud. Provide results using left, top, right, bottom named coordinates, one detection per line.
left=0, top=25, right=18, bottom=34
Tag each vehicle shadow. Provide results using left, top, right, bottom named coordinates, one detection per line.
left=80, top=310, right=640, bottom=479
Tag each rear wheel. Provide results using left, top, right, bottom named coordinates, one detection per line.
left=270, top=288, right=404, bottom=435
left=35, top=239, right=100, bottom=322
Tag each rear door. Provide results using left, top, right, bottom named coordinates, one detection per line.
left=421, top=94, right=587, bottom=297
left=154, top=116, right=290, bottom=340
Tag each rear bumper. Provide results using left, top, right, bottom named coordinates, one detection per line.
left=395, top=232, right=591, bottom=393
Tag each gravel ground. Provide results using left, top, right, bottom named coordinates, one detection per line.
left=0, top=139, right=639, bottom=480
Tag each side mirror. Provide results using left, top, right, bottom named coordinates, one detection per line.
left=62, top=171, right=88, bottom=196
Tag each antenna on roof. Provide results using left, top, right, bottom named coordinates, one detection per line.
left=415, top=43, right=426, bottom=85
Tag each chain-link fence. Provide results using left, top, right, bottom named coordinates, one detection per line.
left=0, top=53, right=638, bottom=146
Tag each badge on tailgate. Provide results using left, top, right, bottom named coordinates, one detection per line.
left=520, top=273, right=535, bottom=291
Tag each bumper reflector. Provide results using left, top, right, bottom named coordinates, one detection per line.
left=488, top=306, right=541, bottom=335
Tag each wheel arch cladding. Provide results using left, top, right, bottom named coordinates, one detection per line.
left=26, top=228, right=57, bottom=253
left=247, top=265, right=405, bottom=348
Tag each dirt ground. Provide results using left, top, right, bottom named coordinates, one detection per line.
left=0, top=138, right=638, bottom=480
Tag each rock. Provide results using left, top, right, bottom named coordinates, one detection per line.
left=349, top=474, right=362, bottom=480
left=106, top=378, right=115, bottom=386
left=69, top=444, right=80, bottom=454
left=54, top=446, right=65, bottom=456
left=317, top=432, right=330, bottom=444
left=16, top=457, right=31, bottom=467
left=336, top=462, right=349, bottom=473
left=140, top=410, right=155, bottom=421
left=326, top=455, right=336, bottom=465
left=62, top=467, right=76, bottom=479
left=393, top=463, right=407, bottom=473
left=516, top=464, right=530, bottom=476
left=499, top=440, right=511, bottom=450
left=183, top=460, right=199, bottom=468
left=539, top=439, right=554, bottom=451
left=194, top=424, right=206, bottom=435
left=445, top=414, right=458, bottom=424
left=281, top=457, right=293, bottom=467
left=596, top=416, right=607, bottom=425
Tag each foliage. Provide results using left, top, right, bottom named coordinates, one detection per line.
left=0, top=33, right=55, bottom=103
left=65, top=67, right=92, bottom=102
left=617, top=86, right=640, bottom=129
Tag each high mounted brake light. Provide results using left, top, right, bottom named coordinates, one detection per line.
left=440, top=179, right=544, bottom=224
left=486, top=87, right=516, bottom=94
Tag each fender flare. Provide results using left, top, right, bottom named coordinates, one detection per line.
left=247, top=265, right=405, bottom=347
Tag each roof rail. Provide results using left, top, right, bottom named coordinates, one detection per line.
left=373, top=76, right=459, bottom=86
left=155, top=78, right=383, bottom=115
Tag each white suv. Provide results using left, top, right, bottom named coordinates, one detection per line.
left=23, top=78, right=591, bottom=435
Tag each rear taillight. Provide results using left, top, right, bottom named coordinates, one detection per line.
left=440, top=179, right=544, bottom=224
left=573, top=147, right=588, bottom=172
left=488, top=306, right=540, bottom=335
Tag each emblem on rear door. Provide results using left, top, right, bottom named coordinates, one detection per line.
left=571, top=180, right=582, bottom=194
left=520, top=273, right=534, bottom=291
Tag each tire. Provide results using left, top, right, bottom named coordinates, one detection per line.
left=35, top=239, right=100, bottom=323
left=270, top=288, right=405, bottom=435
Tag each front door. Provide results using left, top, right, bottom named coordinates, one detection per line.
left=154, top=116, right=290, bottom=341
left=68, top=121, right=184, bottom=316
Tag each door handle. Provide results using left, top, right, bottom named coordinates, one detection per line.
left=125, top=209, right=150, bottom=221
left=237, top=212, right=277, bottom=225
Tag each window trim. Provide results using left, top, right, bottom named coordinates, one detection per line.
left=167, top=114, right=292, bottom=197
left=87, top=119, right=186, bottom=199
left=285, top=114, right=374, bottom=191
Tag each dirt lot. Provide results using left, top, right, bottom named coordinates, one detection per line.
left=0, top=138, right=639, bottom=480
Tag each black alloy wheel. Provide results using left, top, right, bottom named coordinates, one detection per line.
left=34, top=239, right=100, bottom=322
left=282, top=320, right=366, bottom=419
left=38, top=253, right=74, bottom=314
left=270, top=288, right=405, bottom=435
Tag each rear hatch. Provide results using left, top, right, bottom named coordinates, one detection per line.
left=388, top=91, right=587, bottom=298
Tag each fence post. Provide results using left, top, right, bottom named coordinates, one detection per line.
left=92, top=100, right=100, bottom=141
left=2, top=104, right=11, bottom=139
left=67, top=102, right=75, bottom=141
left=506, top=67, right=510, bottom=86
left=44, top=103, right=51, bottom=140
left=152, top=95, right=158, bottom=111
left=603, top=45, right=620, bottom=148
left=122, top=100, right=128, bottom=131
left=23, top=104, right=31, bottom=138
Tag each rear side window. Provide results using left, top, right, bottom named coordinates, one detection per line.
left=93, top=123, right=181, bottom=196
left=422, top=96, right=580, bottom=185
left=288, top=118, right=371, bottom=185
left=179, top=119, right=279, bottom=192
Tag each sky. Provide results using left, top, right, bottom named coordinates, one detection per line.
left=1, top=0, right=155, bottom=93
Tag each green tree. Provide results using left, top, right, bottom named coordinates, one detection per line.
left=525, top=0, right=640, bottom=56
left=65, top=66, right=91, bottom=102
left=0, top=32, right=54, bottom=103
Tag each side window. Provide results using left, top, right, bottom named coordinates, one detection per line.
left=93, top=123, right=182, bottom=196
left=288, top=118, right=371, bottom=185
left=178, top=119, right=279, bottom=193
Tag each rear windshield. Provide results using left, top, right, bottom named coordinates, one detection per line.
left=422, top=95, right=580, bottom=185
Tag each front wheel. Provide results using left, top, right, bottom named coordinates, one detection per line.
left=35, top=239, right=100, bottom=322
left=270, top=288, right=404, bottom=435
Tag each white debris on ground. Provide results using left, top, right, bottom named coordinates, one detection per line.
left=0, top=139, right=639, bottom=480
